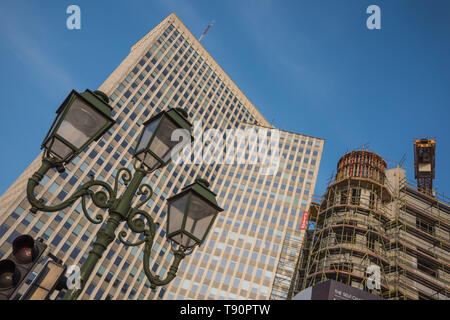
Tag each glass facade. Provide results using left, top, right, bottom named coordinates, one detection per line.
left=0, top=13, right=323, bottom=300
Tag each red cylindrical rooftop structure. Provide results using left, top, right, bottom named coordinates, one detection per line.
left=335, top=151, right=387, bottom=185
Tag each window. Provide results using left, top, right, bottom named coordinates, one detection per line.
left=340, top=191, right=348, bottom=205
left=61, top=240, right=72, bottom=253
left=182, top=279, right=190, bottom=290
left=70, top=247, right=80, bottom=259
left=86, top=284, right=95, bottom=295
left=369, top=192, right=376, bottom=209
left=351, top=188, right=361, bottom=205
left=331, top=262, right=353, bottom=273
left=416, top=218, right=434, bottom=234
left=417, top=255, right=438, bottom=278
left=214, top=272, right=223, bottom=283
left=68, top=175, right=78, bottom=186
left=114, top=255, right=123, bottom=266
left=48, top=182, right=59, bottom=194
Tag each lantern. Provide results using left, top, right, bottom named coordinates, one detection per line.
left=166, top=179, right=223, bottom=248
left=41, top=89, right=115, bottom=163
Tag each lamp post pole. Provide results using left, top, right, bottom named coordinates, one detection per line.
left=63, top=168, right=146, bottom=300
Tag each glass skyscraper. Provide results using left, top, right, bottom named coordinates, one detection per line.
left=0, top=13, right=324, bottom=300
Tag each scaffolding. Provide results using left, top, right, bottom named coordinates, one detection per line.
left=286, top=199, right=322, bottom=299
left=288, top=216, right=316, bottom=299
left=270, top=232, right=303, bottom=300
left=384, top=176, right=450, bottom=300
left=297, top=151, right=393, bottom=297
left=290, top=150, right=450, bottom=300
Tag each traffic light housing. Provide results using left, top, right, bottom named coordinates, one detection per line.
left=0, top=235, right=47, bottom=300
left=23, top=260, right=67, bottom=300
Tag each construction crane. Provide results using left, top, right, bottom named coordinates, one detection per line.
left=413, top=138, right=436, bottom=196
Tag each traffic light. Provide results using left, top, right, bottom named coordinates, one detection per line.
left=0, top=235, right=47, bottom=300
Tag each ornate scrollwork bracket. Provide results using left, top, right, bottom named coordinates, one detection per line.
left=118, top=205, right=191, bottom=290
left=27, top=158, right=116, bottom=225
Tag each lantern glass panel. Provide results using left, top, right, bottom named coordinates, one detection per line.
left=45, top=138, right=73, bottom=160
left=136, top=117, right=161, bottom=153
left=149, top=117, right=179, bottom=162
left=142, top=153, right=160, bottom=171
left=167, top=195, right=189, bottom=235
left=185, top=194, right=216, bottom=240
left=57, top=97, right=107, bottom=148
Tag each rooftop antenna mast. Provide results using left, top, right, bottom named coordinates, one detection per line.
left=271, top=117, right=277, bottom=128
left=199, top=20, right=215, bottom=42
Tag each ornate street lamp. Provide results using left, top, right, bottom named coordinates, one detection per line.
left=134, top=108, right=192, bottom=172
left=142, top=178, right=222, bottom=288
left=166, top=179, right=223, bottom=248
left=42, top=90, right=115, bottom=167
left=24, top=89, right=221, bottom=300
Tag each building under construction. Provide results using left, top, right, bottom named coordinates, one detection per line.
left=289, top=139, right=450, bottom=300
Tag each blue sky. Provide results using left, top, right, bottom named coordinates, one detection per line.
left=0, top=0, right=449, bottom=199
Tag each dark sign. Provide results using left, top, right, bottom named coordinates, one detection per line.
left=293, top=280, right=384, bottom=300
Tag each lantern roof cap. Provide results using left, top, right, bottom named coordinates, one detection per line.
left=167, top=178, right=223, bottom=212
left=167, top=107, right=192, bottom=131
left=56, top=89, right=114, bottom=120
left=141, top=107, right=192, bottom=133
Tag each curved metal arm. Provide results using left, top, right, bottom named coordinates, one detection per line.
left=119, top=207, right=187, bottom=288
left=143, top=239, right=186, bottom=289
left=27, top=158, right=116, bottom=215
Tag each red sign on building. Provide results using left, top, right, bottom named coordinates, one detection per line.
left=300, top=211, right=309, bottom=230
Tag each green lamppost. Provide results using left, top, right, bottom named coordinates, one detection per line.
left=25, top=89, right=223, bottom=300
